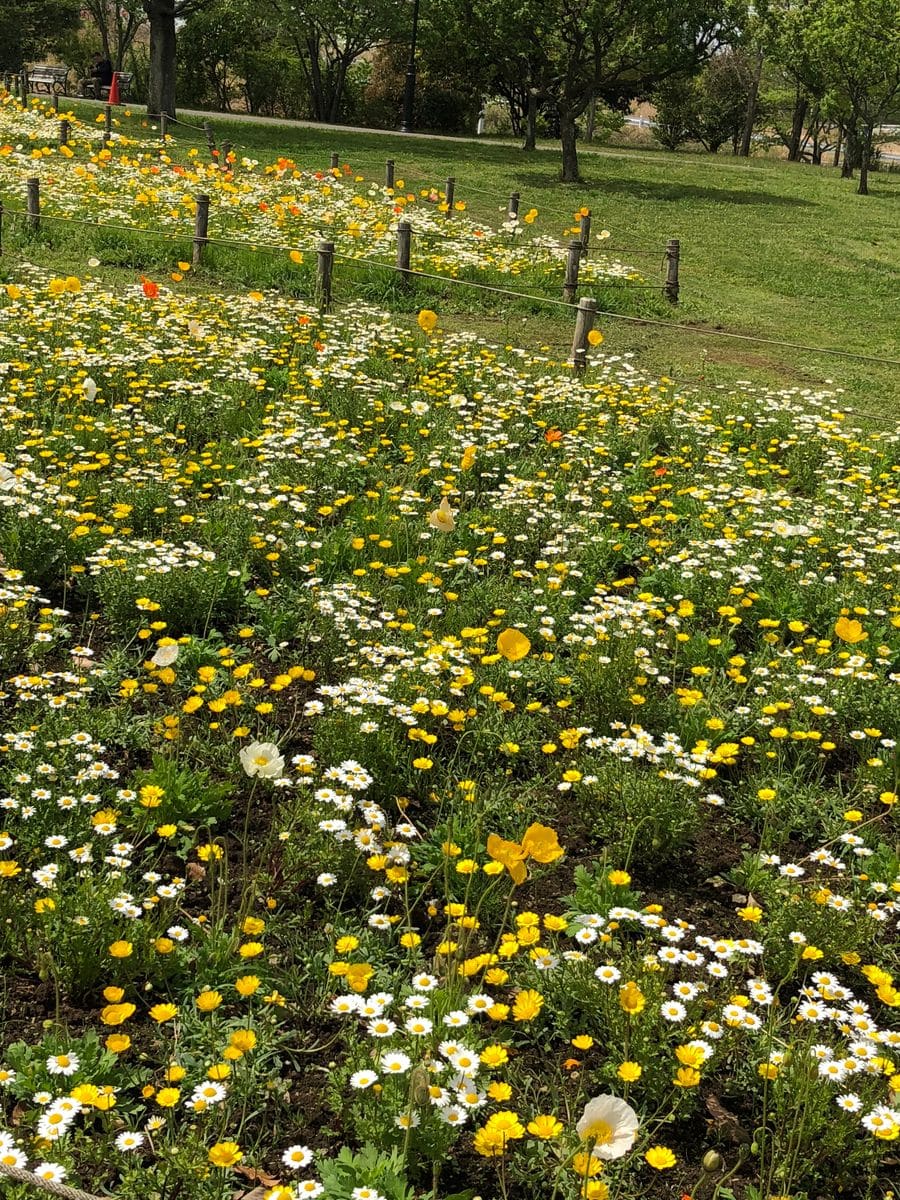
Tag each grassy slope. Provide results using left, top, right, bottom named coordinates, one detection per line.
left=62, top=101, right=900, bottom=418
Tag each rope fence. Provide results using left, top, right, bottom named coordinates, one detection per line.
left=6, top=82, right=666, bottom=256
left=0, top=104, right=898, bottom=426
left=0, top=177, right=681, bottom=311
left=1, top=182, right=899, bottom=381
left=4, top=84, right=672, bottom=264
left=0, top=1161, right=108, bottom=1200
left=1, top=175, right=900, bottom=372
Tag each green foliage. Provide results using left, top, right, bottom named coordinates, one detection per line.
left=361, top=43, right=481, bottom=134
left=176, top=0, right=309, bottom=116
left=263, top=0, right=407, bottom=123
left=80, top=0, right=145, bottom=70
left=424, top=0, right=738, bottom=178
left=761, top=0, right=900, bottom=187
left=654, top=50, right=758, bottom=153
left=317, top=1144, right=415, bottom=1200
left=0, top=0, right=81, bottom=71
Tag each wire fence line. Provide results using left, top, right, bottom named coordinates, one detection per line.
left=0, top=197, right=672, bottom=307
left=1, top=200, right=895, bottom=433
left=1, top=197, right=898, bottom=377
left=13, top=87, right=668, bottom=256
left=1, top=152, right=899, bottom=444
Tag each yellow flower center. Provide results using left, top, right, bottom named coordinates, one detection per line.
left=584, top=1119, right=614, bottom=1145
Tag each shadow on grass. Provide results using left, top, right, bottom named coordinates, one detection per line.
left=514, top=171, right=817, bottom=208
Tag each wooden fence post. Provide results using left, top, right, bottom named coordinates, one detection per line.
left=385, top=159, right=395, bottom=189
left=664, top=238, right=680, bottom=304
left=52, top=92, right=59, bottom=114
left=192, top=193, right=210, bottom=266
left=59, top=119, right=70, bottom=148
left=396, top=220, right=412, bottom=284
left=330, top=151, right=340, bottom=170
left=563, top=239, right=582, bottom=303
left=26, top=177, right=40, bottom=233
left=571, top=296, right=597, bottom=374
left=579, top=210, right=591, bottom=258
left=444, top=176, right=455, bottom=216
left=204, top=121, right=216, bottom=154
left=104, top=103, right=112, bottom=133
left=508, top=190, right=520, bottom=218
left=317, top=240, right=335, bottom=312
left=220, top=140, right=231, bottom=171
left=160, top=112, right=168, bottom=142
left=20, top=71, right=28, bottom=102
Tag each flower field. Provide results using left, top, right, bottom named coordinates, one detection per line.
left=0, top=96, right=640, bottom=290
left=0, top=90, right=899, bottom=1200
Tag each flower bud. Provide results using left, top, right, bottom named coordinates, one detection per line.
left=702, top=1150, right=724, bottom=1173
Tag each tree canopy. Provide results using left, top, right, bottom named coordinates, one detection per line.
left=0, top=0, right=81, bottom=71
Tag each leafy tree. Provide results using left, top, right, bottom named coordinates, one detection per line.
left=362, top=42, right=481, bottom=132
left=427, top=0, right=733, bottom=181
left=760, top=0, right=832, bottom=160
left=177, top=0, right=293, bottom=113
left=654, top=50, right=760, bottom=152
left=812, top=0, right=900, bottom=192
left=81, top=0, right=145, bottom=71
left=653, top=76, right=698, bottom=150
left=267, top=0, right=404, bottom=123
left=762, top=0, right=900, bottom=191
left=0, top=0, right=81, bottom=71
left=760, top=62, right=841, bottom=163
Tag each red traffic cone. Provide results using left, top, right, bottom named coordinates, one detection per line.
left=108, top=72, right=120, bottom=105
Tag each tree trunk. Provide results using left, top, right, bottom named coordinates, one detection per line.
left=559, top=108, right=579, bottom=182
left=739, top=49, right=763, bottom=157
left=327, top=58, right=351, bottom=123
left=145, top=0, right=177, bottom=118
left=832, top=127, right=842, bottom=167
left=842, top=127, right=859, bottom=177
left=585, top=94, right=596, bottom=142
left=523, top=88, right=537, bottom=151
left=787, top=91, right=807, bottom=161
left=858, top=124, right=873, bottom=195
left=306, top=36, right=326, bottom=122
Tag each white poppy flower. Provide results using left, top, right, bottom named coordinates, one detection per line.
left=239, top=741, right=285, bottom=779
left=150, top=643, right=179, bottom=668
left=575, top=1094, right=639, bottom=1159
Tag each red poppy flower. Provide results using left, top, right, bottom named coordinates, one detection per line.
left=141, top=278, right=159, bottom=299
left=544, top=428, right=563, bottom=444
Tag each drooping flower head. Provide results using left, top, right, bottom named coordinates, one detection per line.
left=427, top=497, right=455, bottom=532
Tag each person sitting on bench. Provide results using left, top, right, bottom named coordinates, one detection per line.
left=82, top=53, right=113, bottom=98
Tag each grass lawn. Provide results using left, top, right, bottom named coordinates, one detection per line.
left=66, top=98, right=900, bottom=421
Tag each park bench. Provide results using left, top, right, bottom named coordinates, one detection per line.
left=27, top=65, right=70, bottom=95
left=78, top=71, right=133, bottom=101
